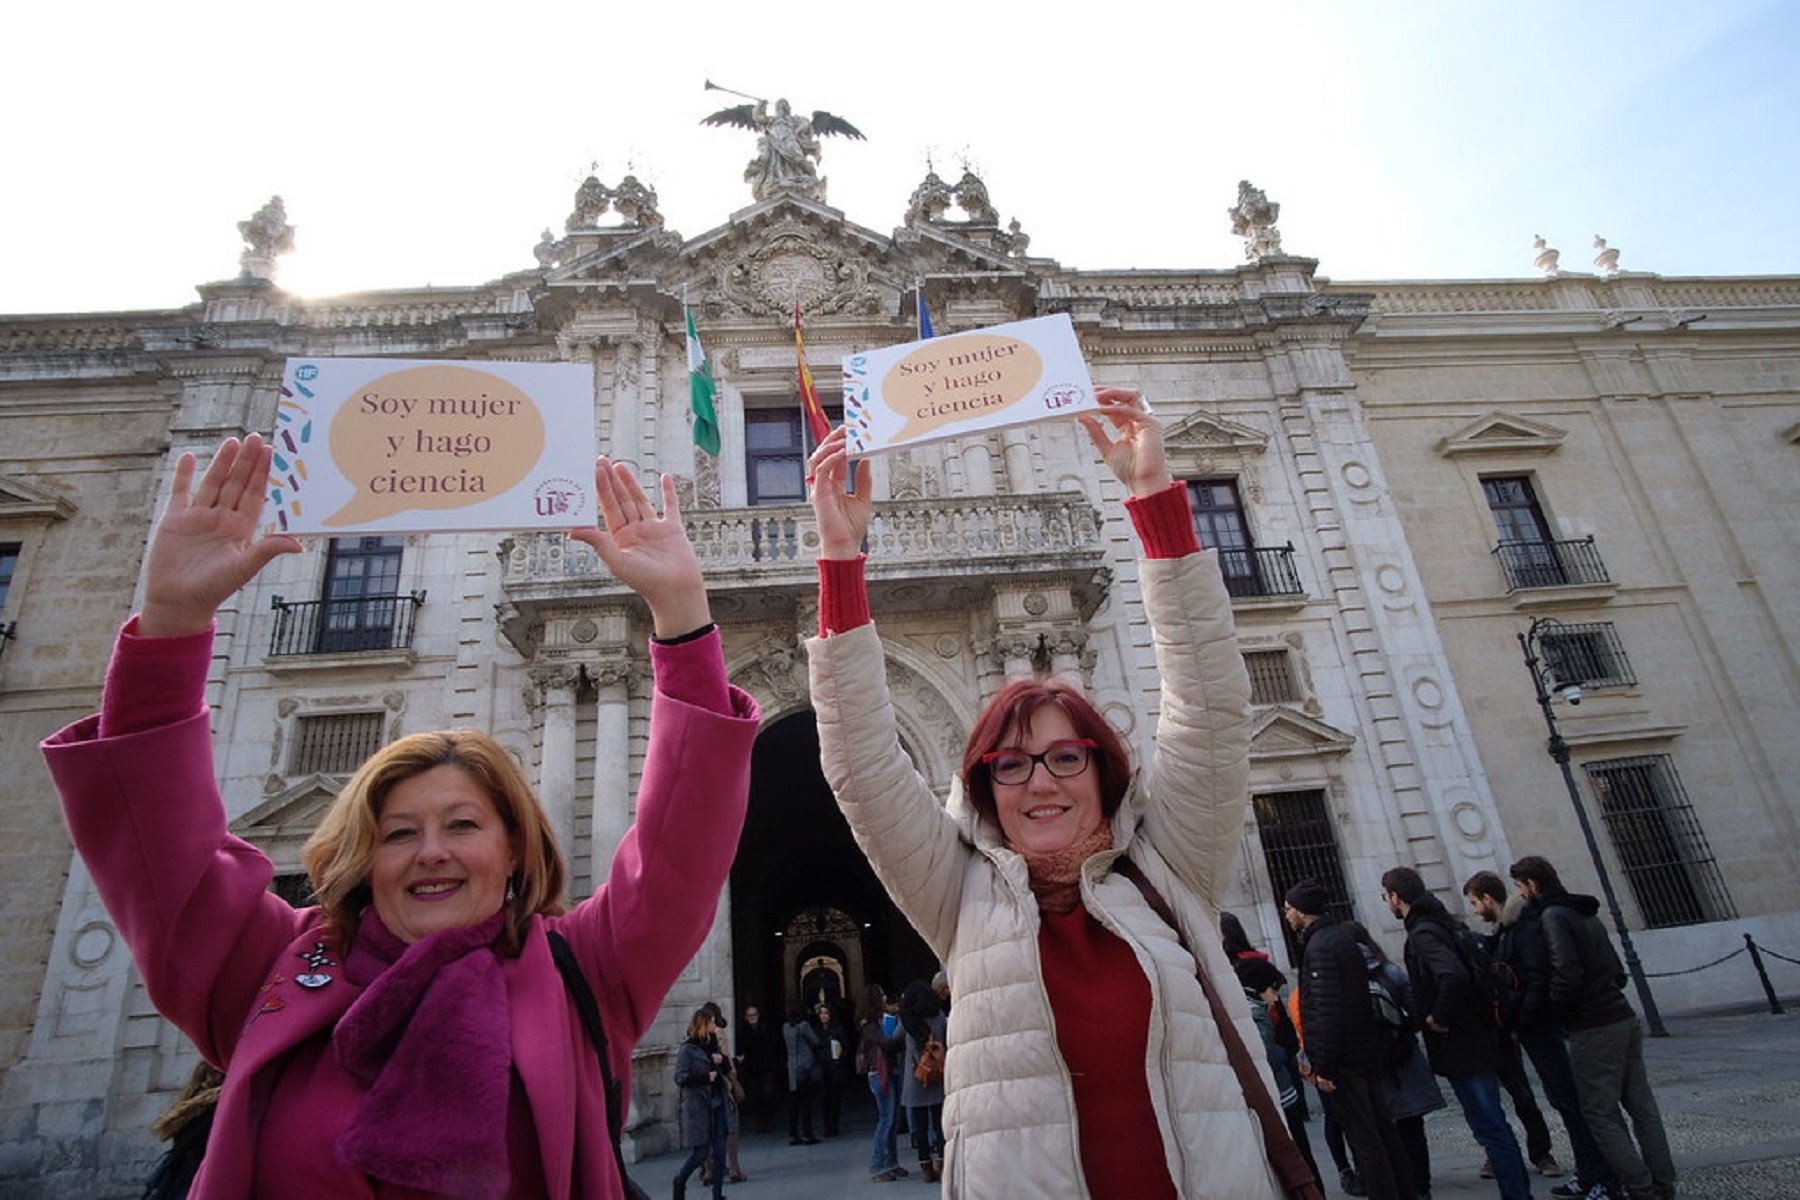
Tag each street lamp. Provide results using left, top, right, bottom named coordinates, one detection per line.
left=1517, top=616, right=1668, bottom=1037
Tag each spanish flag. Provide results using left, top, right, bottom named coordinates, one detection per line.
left=795, top=301, right=831, bottom=445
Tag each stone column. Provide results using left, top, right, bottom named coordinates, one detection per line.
left=999, top=428, right=1034, bottom=492
left=529, top=664, right=581, bottom=860
left=588, top=657, right=633, bottom=883
left=961, top=437, right=998, bottom=496
left=607, top=339, right=643, bottom=471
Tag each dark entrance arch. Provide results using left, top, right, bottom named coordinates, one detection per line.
left=730, top=709, right=936, bottom=1022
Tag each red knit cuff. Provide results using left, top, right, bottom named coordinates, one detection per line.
left=1124, top=483, right=1199, bottom=558
left=818, top=556, right=871, bottom=636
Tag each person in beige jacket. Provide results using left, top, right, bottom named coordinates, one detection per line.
left=804, top=390, right=1285, bottom=1199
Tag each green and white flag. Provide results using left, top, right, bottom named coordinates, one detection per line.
left=686, top=306, right=721, bottom=456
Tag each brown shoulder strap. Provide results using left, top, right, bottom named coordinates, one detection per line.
left=1113, top=857, right=1325, bottom=1200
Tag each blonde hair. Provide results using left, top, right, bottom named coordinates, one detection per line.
left=686, top=1007, right=715, bottom=1041
left=301, top=730, right=567, bottom=955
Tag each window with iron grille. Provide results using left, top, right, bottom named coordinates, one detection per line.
left=291, top=711, right=387, bottom=776
left=1584, top=755, right=1733, bottom=929
left=1253, top=789, right=1355, bottom=960
left=1541, top=622, right=1635, bottom=689
left=1244, top=650, right=1300, bottom=705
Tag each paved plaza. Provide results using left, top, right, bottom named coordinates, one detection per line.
left=636, top=1006, right=1800, bottom=1199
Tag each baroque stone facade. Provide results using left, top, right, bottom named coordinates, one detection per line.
left=0, top=171, right=1795, bottom=1194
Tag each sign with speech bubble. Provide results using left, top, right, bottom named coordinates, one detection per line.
left=263, top=358, right=596, bottom=535
left=841, top=313, right=1096, bottom=457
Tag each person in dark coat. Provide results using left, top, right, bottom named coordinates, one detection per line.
left=897, top=980, right=947, bottom=1183
left=673, top=1007, right=728, bottom=1200
left=1382, top=867, right=1532, bottom=1200
left=1285, top=880, right=1415, bottom=1200
left=1222, top=910, right=1320, bottom=1186
left=1346, top=920, right=1446, bottom=1199
left=736, top=1001, right=786, bottom=1134
left=1515, top=856, right=1674, bottom=1200
left=783, top=1004, right=824, bottom=1145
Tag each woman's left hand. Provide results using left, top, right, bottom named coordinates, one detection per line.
left=1076, top=387, right=1175, bottom=499
left=570, top=457, right=710, bottom=639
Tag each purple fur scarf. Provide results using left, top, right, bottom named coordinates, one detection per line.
left=334, top=908, right=512, bottom=1199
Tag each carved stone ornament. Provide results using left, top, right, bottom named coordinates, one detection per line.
left=567, top=176, right=614, bottom=231
left=238, top=195, right=295, bottom=281
left=905, top=170, right=954, bottom=226
left=611, top=174, right=664, bottom=228
left=718, top=230, right=878, bottom=318
left=534, top=229, right=562, bottom=269
left=1533, top=234, right=1561, bottom=278
left=570, top=617, right=599, bottom=644
left=1228, top=181, right=1283, bottom=261
left=1593, top=235, right=1622, bottom=278
left=953, top=171, right=998, bottom=224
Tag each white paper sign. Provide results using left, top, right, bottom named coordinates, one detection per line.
left=841, top=313, right=1096, bottom=457
left=263, top=357, right=596, bottom=535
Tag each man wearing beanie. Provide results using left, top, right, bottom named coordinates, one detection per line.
left=1285, top=880, right=1417, bottom=1200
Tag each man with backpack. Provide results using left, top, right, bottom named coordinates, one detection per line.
left=1513, top=856, right=1675, bottom=1200
left=1284, top=880, right=1416, bottom=1200
left=1468, top=870, right=1613, bottom=1199
left=1382, top=866, right=1534, bottom=1200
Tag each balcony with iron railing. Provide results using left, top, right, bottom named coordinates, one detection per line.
left=1492, top=536, right=1616, bottom=602
left=498, top=492, right=1112, bottom=639
left=1218, top=544, right=1306, bottom=606
left=267, top=592, right=426, bottom=666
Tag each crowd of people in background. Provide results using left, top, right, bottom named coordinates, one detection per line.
left=1253, top=854, right=1675, bottom=1200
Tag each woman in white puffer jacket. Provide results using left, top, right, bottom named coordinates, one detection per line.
left=803, top=390, right=1284, bottom=1199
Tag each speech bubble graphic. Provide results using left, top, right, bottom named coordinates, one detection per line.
left=880, top=333, right=1044, bottom=444
left=323, top=365, right=546, bottom=527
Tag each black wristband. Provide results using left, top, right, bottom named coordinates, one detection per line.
left=651, top=622, right=717, bottom=646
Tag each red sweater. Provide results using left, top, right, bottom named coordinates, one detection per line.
left=818, top=482, right=1198, bottom=1196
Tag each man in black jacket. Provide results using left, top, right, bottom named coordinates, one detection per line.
left=1468, top=871, right=1615, bottom=1199
left=1512, top=856, right=1675, bottom=1200
left=1284, top=880, right=1415, bottom=1200
left=1382, top=867, right=1533, bottom=1200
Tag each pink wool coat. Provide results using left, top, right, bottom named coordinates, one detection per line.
left=43, top=631, right=759, bottom=1200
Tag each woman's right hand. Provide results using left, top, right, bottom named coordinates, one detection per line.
left=140, top=435, right=302, bottom=638
left=805, top=425, right=873, bottom=561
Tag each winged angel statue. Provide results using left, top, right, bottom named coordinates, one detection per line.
left=702, top=87, right=864, bottom=203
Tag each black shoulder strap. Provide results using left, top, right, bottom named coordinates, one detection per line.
left=547, top=929, right=634, bottom=1187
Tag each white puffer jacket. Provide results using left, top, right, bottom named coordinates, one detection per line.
left=808, top=550, right=1283, bottom=1199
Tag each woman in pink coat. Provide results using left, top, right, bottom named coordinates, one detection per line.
left=42, top=435, right=760, bottom=1199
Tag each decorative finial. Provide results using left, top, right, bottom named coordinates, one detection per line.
left=1533, top=234, right=1562, bottom=278
left=1229, top=181, right=1284, bottom=261
left=237, top=196, right=295, bottom=282
left=1592, top=235, right=1621, bottom=278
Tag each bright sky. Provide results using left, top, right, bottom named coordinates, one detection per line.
left=5, top=0, right=1796, bottom=317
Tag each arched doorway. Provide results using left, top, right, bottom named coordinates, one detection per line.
left=729, top=710, right=936, bottom=1023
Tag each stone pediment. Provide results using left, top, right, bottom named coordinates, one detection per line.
left=231, top=776, right=343, bottom=843
left=682, top=198, right=906, bottom=320
left=1162, top=412, right=1272, bottom=455
left=1248, top=708, right=1356, bottom=762
left=1435, top=411, right=1568, bottom=458
left=0, top=475, right=77, bottom=521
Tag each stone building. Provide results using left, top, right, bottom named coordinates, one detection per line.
left=0, top=154, right=1794, bottom=1193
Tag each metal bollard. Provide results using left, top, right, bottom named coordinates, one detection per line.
left=1745, top=933, right=1786, bottom=1015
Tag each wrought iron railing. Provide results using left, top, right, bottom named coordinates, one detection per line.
left=269, top=592, right=426, bottom=656
left=1492, top=536, right=1611, bottom=591
left=1217, top=544, right=1305, bottom=599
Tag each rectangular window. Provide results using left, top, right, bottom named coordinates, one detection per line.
left=0, top=542, right=19, bottom=612
left=1244, top=650, right=1299, bottom=705
left=745, top=404, right=841, bottom=506
left=1186, top=479, right=1265, bottom=594
left=319, top=536, right=405, bottom=653
left=1541, top=622, right=1635, bottom=689
left=1584, top=754, right=1734, bottom=929
left=291, top=711, right=386, bottom=776
left=1483, top=475, right=1567, bottom=587
left=1253, top=789, right=1354, bottom=960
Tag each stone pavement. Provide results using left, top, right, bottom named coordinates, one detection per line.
left=635, top=1006, right=1800, bottom=1198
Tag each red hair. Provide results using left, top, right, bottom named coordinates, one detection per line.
left=961, top=679, right=1132, bottom=825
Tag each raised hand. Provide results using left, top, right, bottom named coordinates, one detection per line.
left=139, top=435, right=302, bottom=638
left=1076, top=388, right=1175, bottom=499
left=570, top=457, right=710, bottom=639
left=806, top=425, right=873, bottom=560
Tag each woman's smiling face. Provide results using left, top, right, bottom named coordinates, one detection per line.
left=369, top=764, right=518, bottom=944
left=990, top=707, right=1105, bottom=854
